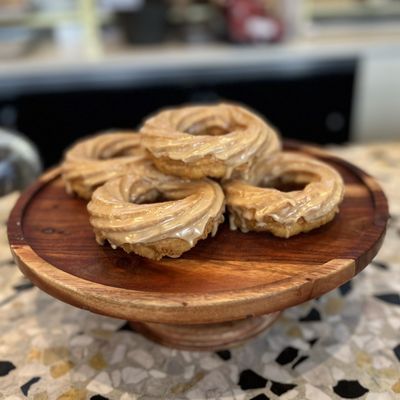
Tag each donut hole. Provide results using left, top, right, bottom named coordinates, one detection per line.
left=182, top=118, right=245, bottom=136
left=187, top=125, right=229, bottom=136
left=262, top=172, right=319, bottom=193
left=134, top=189, right=172, bottom=204
left=98, top=148, right=135, bottom=159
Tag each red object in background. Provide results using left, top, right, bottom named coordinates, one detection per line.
left=225, top=0, right=283, bottom=43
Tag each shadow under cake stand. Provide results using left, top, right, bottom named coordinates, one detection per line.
left=7, top=143, right=388, bottom=351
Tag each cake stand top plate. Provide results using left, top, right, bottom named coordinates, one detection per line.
left=8, top=142, right=388, bottom=324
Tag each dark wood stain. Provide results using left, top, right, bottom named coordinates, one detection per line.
left=7, top=142, right=388, bottom=325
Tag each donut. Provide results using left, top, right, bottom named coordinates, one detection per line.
left=87, top=167, right=225, bottom=260
left=223, top=152, right=345, bottom=238
left=62, top=131, right=149, bottom=199
left=140, top=103, right=281, bottom=180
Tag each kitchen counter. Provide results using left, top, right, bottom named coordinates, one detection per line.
left=0, top=35, right=400, bottom=96
left=0, top=142, right=399, bottom=400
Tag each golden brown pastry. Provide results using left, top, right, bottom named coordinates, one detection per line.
left=62, top=131, right=148, bottom=199
left=223, top=152, right=345, bottom=238
left=140, top=103, right=281, bottom=180
left=87, top=166, right=225, bottom=260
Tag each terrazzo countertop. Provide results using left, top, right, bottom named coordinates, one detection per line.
left=0, top=142, right=400, bottom=400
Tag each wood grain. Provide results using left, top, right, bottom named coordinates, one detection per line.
left=7, top=143, right=388, bottom=325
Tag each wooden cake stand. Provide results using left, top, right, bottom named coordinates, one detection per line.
left=7, top=143, right=388, bottom=351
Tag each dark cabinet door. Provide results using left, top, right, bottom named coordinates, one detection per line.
left=14, top=58, right=355, bottom=167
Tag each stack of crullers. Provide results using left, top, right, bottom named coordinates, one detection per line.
left=61, top=103, right=345, bottom=260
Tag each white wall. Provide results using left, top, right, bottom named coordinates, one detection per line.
left=352, top=50, right=400, bottom=142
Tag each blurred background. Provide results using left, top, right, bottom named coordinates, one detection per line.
left=0, top=0, right=399, bottom=168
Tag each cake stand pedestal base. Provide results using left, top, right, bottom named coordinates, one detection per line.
left=129, top=312, right=282, bottom=351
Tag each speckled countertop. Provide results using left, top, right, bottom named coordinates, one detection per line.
left=0, top=142, right=399, bottom=400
